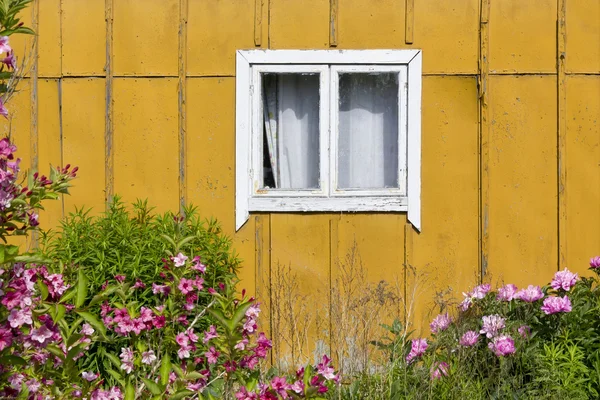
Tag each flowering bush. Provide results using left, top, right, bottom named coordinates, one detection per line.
left=345, top=262, right=600, bottom=399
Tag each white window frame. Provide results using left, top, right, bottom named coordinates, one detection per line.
left=236, top=49, right=422, bottom=231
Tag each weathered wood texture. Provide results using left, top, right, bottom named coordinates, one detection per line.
left=5, top=0, right=598, bottom=364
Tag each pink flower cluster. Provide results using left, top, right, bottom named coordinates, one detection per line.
left=406, top=338, right=428, bottom=363
left=496, top=284, right=518, bottom=301
left=459, top=330, right=480, bottom=347
left=515, top=285, right=544, bottom=303
left=488, top=335, right=515, bottom=356
left=430, top=361, right=449, bottom=380
left=430, top=312, right=452, bottom=334
left=90, top=387, right=123, bottom=400
left=590, top=256, right=600, bottom=269
left=541, top=296, right=572, bottom=315
left=102, top=305, right=164, bottom=336
left=480, top=315, right=505, bottom=339
left=551, top=268, right=579, bottom=291
left=460, top=284, right=491, bottom=311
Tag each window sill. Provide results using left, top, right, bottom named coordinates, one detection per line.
left=248, top=196, right=408, bottom=213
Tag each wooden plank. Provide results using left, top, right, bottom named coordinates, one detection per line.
left=254, top=0, right=263, bottom=46
left=37, top=0, right=61, bottom=77
left=178, top=0, right=188, bottom=211
left=186, top=77, right=237, bottom=232
left=490, top=0, right=557, bottom=73
left=187, top=0, right=258, bottom=76
left=565, top=76, right=600, bottom=275
left=269, top=0, right=329, bottom=49
left=557, top=0, right=567, bottom=270
left=105, top=0, right=114, bottom=206
left=480, top=0, right=490, bottom=280
left=410, top=76, right=479, bottom=334
left=62, top=78, right=106, bottom=214
left=487, top=76, right=558, bottom=286
left=405, top=0, right=414, bottom=44
left=329, top=0, right=338, bottom=47
left=112, top=78, right=179, bottom=212
left=566, top=0, right=600, bottom=73
left=413, top=0, right=479, bottom=74
left=336, top=0, right=404, bottom=49
left=37, top=79, right=63, bottom=229
left=61, top=0, right=106, bottom=76
left=113, top=0, right=179, bottom=76
left=269, top=214, right=330, bottom=369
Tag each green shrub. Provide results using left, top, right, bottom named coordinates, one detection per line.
left=39, top=196, right=241, bottom=308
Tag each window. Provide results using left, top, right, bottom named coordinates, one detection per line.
left=236, top=50, right=422, bottom=231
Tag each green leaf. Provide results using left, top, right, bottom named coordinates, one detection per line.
left=52, top=304, right=66, bottom=324
left=160, top=354, right=172, bottom=386
left=66, top=333, right=84, bottom=348
left=106, top=369, right=125, bottom=387
left=104, top=351, right=122, bottom=369
left=124, top=383, right=135, bottom=400
left=0, top=71, right=12, bottom=80
left=37, top=280, right=49, bottom=301
left=14, top=253, right=52, bottom=264
left=76, top=311, right=107, bottom=337
left=185, top=371, right=206, bottom=381
left=46, top=344, right=65, bottom=361
left=59, top=287, right=77, bottom=304
left=76, top=268, right=89, bottom=308
left=66, top=343, right=86, bottom=362
left=207, top=309, right=231, bottom=333
left=0, top=355, right=26, bottom=365
left=141, top=377, right=163, bottom=396
left=169, top=390, right=194, bottom=400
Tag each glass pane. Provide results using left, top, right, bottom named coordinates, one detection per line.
left=261, top=72, right=320, bottom=190
left=337, top=72, right=399, bottom=189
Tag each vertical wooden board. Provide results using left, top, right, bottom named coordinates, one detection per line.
left=233, top=216, right=257, bottom=297
left=9, top=5, right=34, bottom=78
left=113, top=78, right=179, bottom=212
left=37, top=79, right=62, bottom=229
left=413, top=0, right=479, bottom=74
left=187, top=0, right=257, bottom=76
left=269, top=0, right=329, bottom=49
left=336, top=0, right=404, bottom=49
left=186, top=78, right=235, bottom=231
left=62, top=78, right=106, bottom=214
left=269, top=214, right=330, bottom=367
left=490, top=0, right=557, bottom=73
left=410, top=76, right=479, bottom=334
left=566, top=76, right=600, bottom=274
left=61, top=0, right=106, bottom=76
left=113, top=0, right=179, bottom=76
left=37, top=0, right=61, bottom=77
left=566, top=0, right=600, bottom=73
left=488, top=76, right=558, bottom=286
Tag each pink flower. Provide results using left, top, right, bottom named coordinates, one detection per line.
left=551, top=268, right=579, bottom=291
left=430, top=312, right=452, bottom=334
left=186, top=328, right=199, bottom=343
left=488, top=335, right=516, bottom=356
left=541, top=295, right=572, bottom=315
left=516, top=285, right=544, bottom=302
left=317, top=355, right=337, bottom=380
left=480, top=315, right=505, bottom=338
left=235, top=387, right=258, bottom=400
left=114, top=275, right=125, bottom=283
left=30, top=325, right=54, bottom=344
left=176, top=332, right=189, bottom=346
left=243, top=318, right=257, bottom=333
left=82, top=371, right=99, bottom=381
left=234, top=338, right=249, bottom=350
left=120, top=347, right=134, bottom=363
left=271, top=376, right=291, bottom=398
left=26, top=378, right=40, bottom=393
left=131, top=318, right=146, bottom=335
left=245, top=303, right=261, bottom=319
left=2, top=52, right=16, bottom=70
left=290, top=380, right=304, bottom=394
left=177, top=344, right=192, bottom=359
left=139, top=307, right=154, bottom=323
left=172, top=252, right=188, bottom=267
left=459, top=284, right=491, bottom=311
left=590, top=256, right=600, bottom=269
left=459, top=330, right=479, bottom=347
left=152, top=283, right=170, bottom=295
left=141, top=350, right=156, bottom=365
left=81, top=323, right=95, bottom=336
left=430, top=361, right=449, bottom=380
left=132, top=279, right=146, bottom=289
left=178, top=278, right=195, bottom=295
left=205, top=347, right=219, bottom=364
left=406, top=338, right=428, bottom=363
left=8, top=373, right=24, bottom=390
left=8, top=308, right=32, bottom=328
left=0, top=36, right=11, bottom=54
left=518, top=325, right=531, bottom=339
left=497, top=284, right=519, bottom=301
left=153, top=315, right=166, bottom=329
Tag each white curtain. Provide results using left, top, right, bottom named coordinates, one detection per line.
left=338, top=73, right=398, bottom=189
left=263, top=74, right=320, bottom=189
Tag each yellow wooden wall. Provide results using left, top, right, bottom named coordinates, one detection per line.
left=4, top=0, right=599, bottom=363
